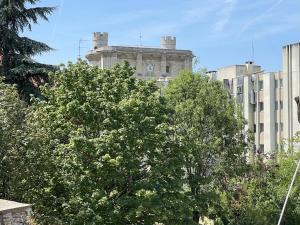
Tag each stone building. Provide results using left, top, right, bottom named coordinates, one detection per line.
left=212, top=42, right=300, bottom=154
left=86, top=32, right=194, bottom=81
left=0, top=199, right=32, bottom=225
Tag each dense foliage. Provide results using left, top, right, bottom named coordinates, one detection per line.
left=1, top=61, right=300, bottom=224
left=220, top=150, right=300, bottom=225
left=23, top=61, right=191, bottom=225
left=0, top=80, right=26, bottom=199
left=164, top=72, right=248, bottom=223
left=0, top=0, right=55, bottom=100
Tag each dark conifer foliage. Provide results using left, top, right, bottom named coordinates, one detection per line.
left=0, top=0, right=56, bottom=101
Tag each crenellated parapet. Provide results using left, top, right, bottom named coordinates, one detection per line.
left=86, top=32, right=193, bottom=80
left=93, top=32, right=108, bottom=49
left=160, top=36, right=176, bottom=49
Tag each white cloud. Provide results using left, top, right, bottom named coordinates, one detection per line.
left=99, top=9, right=163, bottom=26
left=253, top=13, right=300, bottom=39
left=128, top=0, right=236, bottom=39
left=235, top=0, right=300, bottom=41
left=213, top=0, right=238, bottom=33
left=122, top=2, right=222, bottom=41
left=239, top=0, right=284, bottom=34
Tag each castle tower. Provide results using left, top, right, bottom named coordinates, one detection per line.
left=160, top=36, right=176, bottom=49
left=93, top=32, right=108, bottom=49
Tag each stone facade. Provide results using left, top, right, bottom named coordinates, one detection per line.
left=0, top=200, right=32, bottom=225
left=86, top=32, right=194, bottom=81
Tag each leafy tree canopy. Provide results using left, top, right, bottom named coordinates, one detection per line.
left=220, top=150, right=300, bottom=225
left=0, top=79, right=27, bottom=199
left=23, top=61, right=191, bottom=225
left=164, top=71, right=248, bottom=223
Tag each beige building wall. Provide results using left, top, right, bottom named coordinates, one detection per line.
left=263, top=72, right=276, bottom=152
left=215, top=62, right=285, bottom=154
left=86, top=32, right=193, bottom=81
left=214, top=50, right=300, bottom=154
left=282, top=43, right=300, bottom=146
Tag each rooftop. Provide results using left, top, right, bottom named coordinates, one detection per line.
left=89, top=45, right=193, bottom=53
left=0, top=199, right=31, bottom=213
left=282, top=42, right=300, bottom=48
left=217, top=64, right=261, bottom=70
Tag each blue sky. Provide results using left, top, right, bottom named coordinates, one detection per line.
left=25, top=0, right=300, bottom=72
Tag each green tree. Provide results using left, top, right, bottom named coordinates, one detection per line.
left=217, top=133, right=300, bottom=225
left=24, top=61, right=191, bottom=225
left=0, top=0, right=55, bottom=101
left=222, top=151, right=300, bottom=225
left=0, top=80, right=27, bottom=199
left=164, top=71, right=248, bottom=223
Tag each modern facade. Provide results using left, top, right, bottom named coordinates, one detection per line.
left=212, top=42, right=300, bottom=154
left=282, top=43, right=300, bottom=144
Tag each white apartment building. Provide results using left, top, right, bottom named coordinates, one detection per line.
left=282, top=43, right=300, bottom=144
left=210, top=42, right=300, bottom=154
left=86, top=32, right=193, bottom=82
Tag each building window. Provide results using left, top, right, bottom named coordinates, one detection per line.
left=253, top=124, right=256, bottom=133
left=260, top=123, right=264, bottom=132
left=253, top=104, right=257, bottom=112
left=237, top=86, right=243, bottom=94
left=166, top=65, right=170, bottom=73
left=279, top=78, right=283, bottom=87
left=259, top=102, right=264, bottom=111
left=275, top=79, right=278, bottom=88
left=280, top=101, right=283, bottom=110
left=259, top=80, right=263, bottom=90
left=275, top=100, right=283, bottom=110
left=259, top=144, right=264, bottom=154
left=276, top=123, right=283, bottom=132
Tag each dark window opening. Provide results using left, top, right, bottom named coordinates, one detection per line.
left=259, top=102, right=264, bottom=111
left=166, top=65, right=170, bottom=73
left=259, top=144, right=264, bottom=154
left=260, top=123, right=264, bottom=132
left=259, top=80, right=263, bottom=90
left=279, top=79, right=283, bottom=87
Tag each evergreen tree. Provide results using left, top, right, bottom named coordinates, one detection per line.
left=0, top=0, right=55, bottom=101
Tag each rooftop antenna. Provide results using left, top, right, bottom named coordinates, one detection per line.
left=78, top=38, right=89, bottom=59
left=139, top=32, right=143, bottom=46
left=251, top=39, right=255, bottom=63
